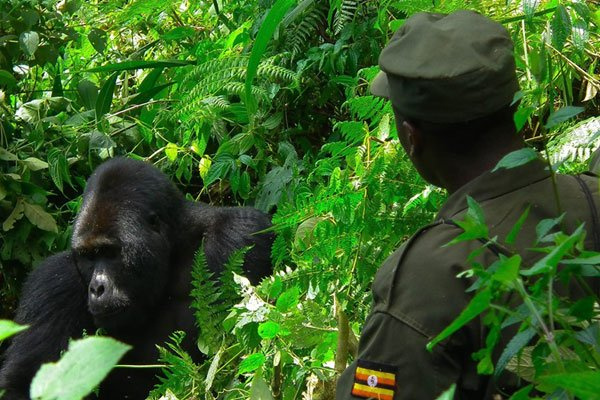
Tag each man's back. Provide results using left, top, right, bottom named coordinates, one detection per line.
left=337, top=159, right=600, bottom=399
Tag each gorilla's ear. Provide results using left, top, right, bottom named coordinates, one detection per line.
left=191, top=206, right=274, bottom=285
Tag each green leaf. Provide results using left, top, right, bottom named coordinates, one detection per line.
left=447, top=197, right=488, bottom=245
left=562, top=253, right=600, bottom=265
left=95, top=72, right=118, bottom=120
left=492, top=148, right=538, bottom=172
left=88, top=28, right=107, bottom=54
left=138, top=67, right=164, bottom=93
left=165, top=143, right=178, bottom=162
left=0, top=70, right=17, bottom=88
left=23, top=202, right=58, bottom=233
left=522, top=224, right=584, bottom=276
left=550, top=5, right=571, bottom=52
left=495, top=327, right=536, bottom=377
left=258, top=321, right=280, bottom=339
left=492, top=255, right=521, bottom=285
left=205, top=344, right=223, bottom=393
left=255, top=165, right=293, bottom=212
left=506, top=206, right=530, bottom=245
left=276, top=286, right=300, bottom=312
left=204, top=153, right=235, bottom=185
left=539, top=371, right=600, bottom=400
left=434, top=384, right=456, bottom=400
left=508, top=385, right=533, bottom=400
left=569, top=296, right=596, bottom=321
left=88, top=130, right=116, bottom=150
left=0, top=320, right=28, bottom=341
left=3, top=200, right=25, bottom=232
left=77, top=80, right=99, bottom=110
left=535, top=214, right=564, bottom=244
left=513, top=106, right=534, bottom=132
left=20, top=31, right=39, bottom=56
left=545, top=106, right=584, bottom=129
left=48, top=148, right=73, bottom=193
left=125, top=82, right=173, bottom=107
left=238, top=352, right=266, bottom=375
left=245, top=0, right=295, bottom=114
left=427, top=288, right=492, bottom=351
left=249, top=370, right=274, bottom=400
left=161, top=26, right=195, bottom=41
left=87, top=60, right=193, bottom=73
left=0, top=147, right=18, bottom=161
left=22, top=157, right=48, bottom=171
left=30, top=337, right=130, bottom=400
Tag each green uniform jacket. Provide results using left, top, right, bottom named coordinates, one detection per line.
left=336, top=159, right=600, bottom=399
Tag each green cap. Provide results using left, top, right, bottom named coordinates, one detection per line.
left=371, top=10, right=519, bottom=123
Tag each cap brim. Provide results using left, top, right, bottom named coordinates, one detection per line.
left=370, top=70, right=390, bottom=98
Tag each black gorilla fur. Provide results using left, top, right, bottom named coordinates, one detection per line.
left=0, top=158, right=274, bottom=399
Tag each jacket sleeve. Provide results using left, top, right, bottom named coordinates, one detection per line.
left=336, top=311, right=461, bottom=400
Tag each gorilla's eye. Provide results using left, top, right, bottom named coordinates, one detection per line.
left=148, top=213, right=161, bottom=232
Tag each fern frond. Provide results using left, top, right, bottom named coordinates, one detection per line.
left=150, top=331, right=201, bottom=399
left=289, top=2, right=328, bottom=55
left=222, top=82, right=269, bottom=102
left=333, top=0, right=359, bottom=35
left=257, top=63, right=297, bottom=82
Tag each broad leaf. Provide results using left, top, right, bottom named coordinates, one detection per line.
left=95, top=72, right=118, bottom=120
left=77, top=80, right=99, bottom=110
left=258, top=321, right=280, bottom=339
left=88, top=28, right=107, bottom=54
left=23, top=202, right=58, bottom=233
left=20, top=31, right=39, bottom=56
left=249, top=370, right=274, bottom=400
left=427, top=288, right=492, bottom=351
left=3, top=200, right=25, bottom=232
left=539, top=371, right=600, bottom=399
left=545, top=106, right=584, bottom=129
left=522, top=224, right=584, bottom=276
left=30, top=337, right=130, bottom=400
left=238, top=353, right=266, bottom=375
left=0, top=70, right=17, bottom=88
left=492, top=148, right=538, bottom=172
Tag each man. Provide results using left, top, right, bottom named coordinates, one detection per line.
left=336, top=10, right=600, bottom=399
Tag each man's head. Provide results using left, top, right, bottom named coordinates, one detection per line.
left=373, top=11, right=523, bottom=191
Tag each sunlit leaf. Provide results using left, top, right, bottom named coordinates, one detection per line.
left=19, top=31, right=39, bottom=56
left=0, top=320, right=28, bottom=341
left=30, top=337, right=130, bottom=400
left=238, top=353, right=266, bottom=375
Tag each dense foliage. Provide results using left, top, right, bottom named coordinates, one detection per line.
left=1, top=0, right=599, bottom=399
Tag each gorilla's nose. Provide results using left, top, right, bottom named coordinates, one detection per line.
left=89, top=273, right=112, bottom=312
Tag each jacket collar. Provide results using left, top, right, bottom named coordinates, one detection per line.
left=437, top=158, right=551, bottom=219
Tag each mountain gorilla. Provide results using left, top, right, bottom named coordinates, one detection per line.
left=0, top=158, right=274, bottom=399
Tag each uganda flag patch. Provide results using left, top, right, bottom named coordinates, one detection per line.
left=351, top=359, right=396, bottom=399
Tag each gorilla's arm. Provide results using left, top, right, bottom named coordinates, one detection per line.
left=0, top=251, right=92, bottom=399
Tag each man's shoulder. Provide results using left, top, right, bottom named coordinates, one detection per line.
left=372, top=221, right=479, bottom=337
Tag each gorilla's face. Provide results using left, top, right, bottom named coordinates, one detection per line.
left=71, top=160, right=183, bottom=332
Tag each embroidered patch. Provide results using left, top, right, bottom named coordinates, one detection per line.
left=351, top=359, right=396, bottom=399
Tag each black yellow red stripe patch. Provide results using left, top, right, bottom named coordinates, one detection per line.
left=351, top=360, right=397, bottom=399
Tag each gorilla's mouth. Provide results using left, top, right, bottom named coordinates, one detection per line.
left=90, top=305, right=138, bottom=332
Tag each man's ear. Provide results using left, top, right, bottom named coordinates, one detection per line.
left=402, top=120, right=421, bottom=157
